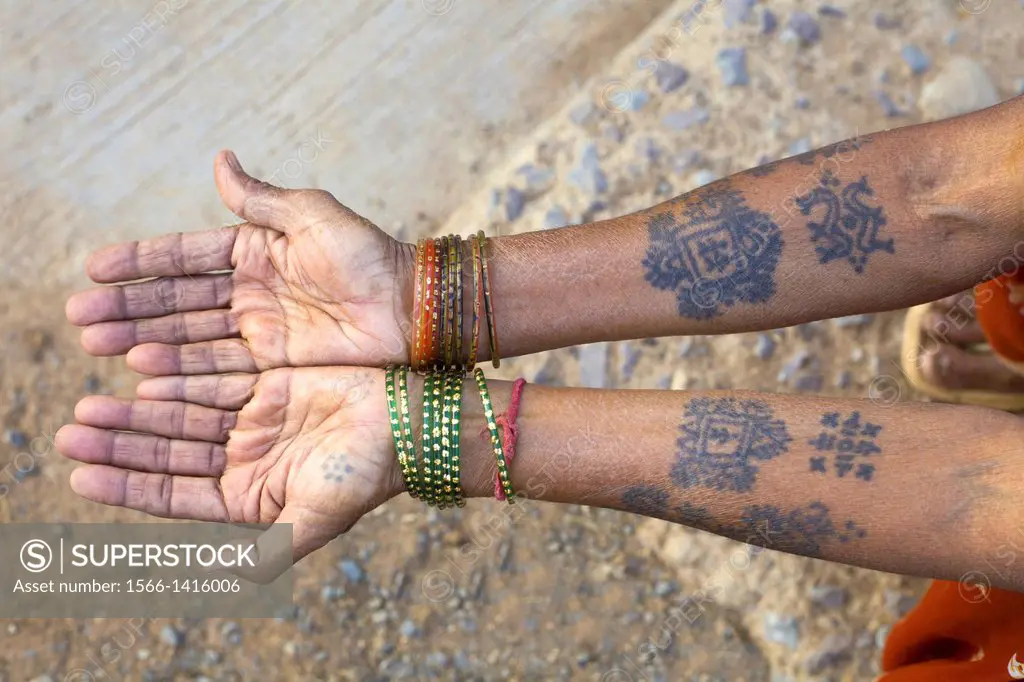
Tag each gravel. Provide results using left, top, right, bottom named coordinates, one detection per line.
left=716, top=48, right=749, bottom=87
left=901, top=44, right=931, bottom=75
left=787, top=11, right=821, bottom=45
left=654, top=61, right=690, bottom=93
left=763, top=612, right=801, bottom=649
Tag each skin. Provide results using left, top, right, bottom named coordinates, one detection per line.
left=57, top=94, right=1024, bottom=580
left=56, top=369, right=1024, bottom=588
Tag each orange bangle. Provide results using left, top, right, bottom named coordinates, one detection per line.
left=478, top=230, right=500, bottom=368
left=421, top=238, right=437, bottom=370
left=411, top=239, right=426, bottom=370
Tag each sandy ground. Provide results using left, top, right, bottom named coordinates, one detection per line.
left=1, top=0, right=1023, bottom=680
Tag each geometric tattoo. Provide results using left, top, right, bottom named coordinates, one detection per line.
left=738, top=501, right=866, bottom=558
left=643, top=184, right=784, bottom=319
left=795, top=170, right=892, bottom=274
left=670, top=397, right=792, bottom=492
left=808, top=411, right=883, bottom=481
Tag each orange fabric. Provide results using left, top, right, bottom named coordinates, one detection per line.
left=976, top=273, right=1024, bottom=363
left=880, top=580, right=1024, bottom=681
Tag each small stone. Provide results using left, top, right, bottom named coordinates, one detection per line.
left=399, top=619, right=422, bottom=639
left=544, top=206, right=570, bottom=229
left=3, top=429, right=28, bottom=450
left=320, top=585, right=344, bottom=602
left=516, top=164, right=554, bottom=191
left=885, top=590, right=918, bottom=617
left=84, top=374, right=101, bottom=392
left=220, top=621, right=242, bottom=646
left=835, top=314, right=874, bottom=328
left=794, top=374, right=824, bottom=392
left=662, top=107, right=710, bottom=131
left=809, top=585, right=848, bottom=609
left=761, top=8, right=778, bottom=33
left=754, top=333, right=776, bottom=360
left=873, top=12, right=900, bottom=29
left=623, top=90, right=650, bottom=112
left=671, top=150, right=700, bottom=173
left=339, top=559, right=365, bottom=584
left=504, top=187, right=526, bottom=222
left=818, top=5, right=845, bottom=18
left=723, top=0, right=756, bottom=28
left=945, top=30, right=958, bottom=47
left=716, top=48, right=749, bottom=86
left=763, top=612, right=800, bottom=649
left=692, top=169, right=718, bottom=188
left=787, top=11, right=821, bottom=45
left=654, top=61, right=690, bottom=93
left=875, top=625, right=891, bottom=649
left=794, top=95, right=810, bottom=109
left=653, top=580, right=678, bottom=597
left=601, top=121, right=624, bottom=143
left=834, top=370, right=852, bottom=389
left=619, top=343, right=642, bottom=382
left=579, top=343, right=609, bottom=389
left=569, top=144, right=608, bottom=196
left=570, top=101, right=596, bottom=126
left=370, top=610, right=389, bottom=625
left=788, top=137, right=812, bottom=155
left=636, top=137, right=661, bottom=164
left=805, top=634, right=853, bottom=674
left=874, top=90, right=904, bottom=118
left=920, top=58, right=999, bottom=121
left=1015, top=78, right=1024, bottom=96
left=778, top=349, right=813, bottom=383
left=901, top=45, right=931, bottom=75
left=159, top=625, right=184, bottom=647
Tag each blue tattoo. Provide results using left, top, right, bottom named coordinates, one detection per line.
left=620, top=484, right=671, bottom=518
left=671, top=397, right=792, bottom=492
left=643, top=185, right=784, bottom=319
left=808, top=410, right=882, bottom=481
left=739, top=501, right=866, bottom=558
left=796, top=170, right=892, bottom=274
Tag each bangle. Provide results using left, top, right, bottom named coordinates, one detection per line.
left=453, top=235, right=465, bottom=369
left=411, top=240, right=426, bottom=371
left=449, top=371, right=465, bottom=507
left=478, top=230, right=500, bottom=368
left=474, top=368, right=514, bottom=503
left=430, top=238, right=443, bottom=369
left=445, top=236, right=459, bottom=368
left=386, top=366, right=419, bottom=498
left=437, top=236, right=449, bottom=369
left=420, top=239, right=437, bottom=371
left=468, top=233, right=483, bottom=368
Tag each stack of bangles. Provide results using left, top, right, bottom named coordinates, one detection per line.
left=385, top=232, right=516, bottom=508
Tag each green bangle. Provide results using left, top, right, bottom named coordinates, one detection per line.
left=438, top=372, right=455, bottom=509
left=386, top=366, right=417, bottom=498
left=421, top=373, right=438, bottom=506
left=449, top=371, right=465, bottom=507
left=473, top=368, right=514, bottom=502
left=429, top=372, right=446, bottom=507
left=397, top=365, right=421, bottom=499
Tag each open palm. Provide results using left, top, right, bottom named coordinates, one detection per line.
left=66, top=151, right=414, bottom=374
left=55, top=367, right=401, bottom=564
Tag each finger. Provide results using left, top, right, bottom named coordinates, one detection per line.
left=215, top=150, right=339, bottom=235
left=80, top=310, right=240, bottom=356
left=66, top=274, right=233, bottom=325
left=230, top=505, right=341, bottom=583
left=920, top=309, right=986, bottom=347
left=69, top=464, right=229, bottom=521
left=74, top=396, right=235, bottom=443
left=127, top=340, right=257, bottom=375
left=58, top=425, right=227, bottom=477
left=137, top=374, right=259, bottom=410
left=86, top=226, right=238, bottom=283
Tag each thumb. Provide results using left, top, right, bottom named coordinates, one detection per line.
left=214, top=150, right=304, bottom=234
left=228, top=505, right=343, bottom=584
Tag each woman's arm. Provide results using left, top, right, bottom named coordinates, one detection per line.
left=454, top=377, right=1021, bottom=587
left=481, top=96, right=1024, bottom=359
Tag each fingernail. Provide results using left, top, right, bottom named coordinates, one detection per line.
left=224, top=151, right=243, bottom=173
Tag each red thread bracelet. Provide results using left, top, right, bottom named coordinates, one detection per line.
left=494, top=378, right=526, bottom=501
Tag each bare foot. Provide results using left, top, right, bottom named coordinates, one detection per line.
left=918, top=292, right=1024, bottom=393
left=55, top=367, right=401, bottom=564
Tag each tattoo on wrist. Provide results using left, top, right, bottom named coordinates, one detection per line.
left=670, top=397, right=792, bottom=492
left=808, top=410, right=882, bottom=481
left=747, top=135, right=874, bottom=178
left=642, top=183, right=783, bottom=320
left=796, top=170, right=892, bottom=274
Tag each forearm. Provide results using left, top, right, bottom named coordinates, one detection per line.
left=454, top=379, right=1024, bottom=587
left=483, top=96, right=1024, bottom=358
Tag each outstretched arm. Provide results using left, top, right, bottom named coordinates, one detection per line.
left=58, top=368, right=1024, bottom=587
left=67, top=97, right=1024, bottom=369
left=486, top=95, right=1024, bottom=358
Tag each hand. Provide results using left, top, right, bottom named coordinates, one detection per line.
left=66, top=151, right=415, bottom=374
left=55, top=367, right=401, bottom=564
